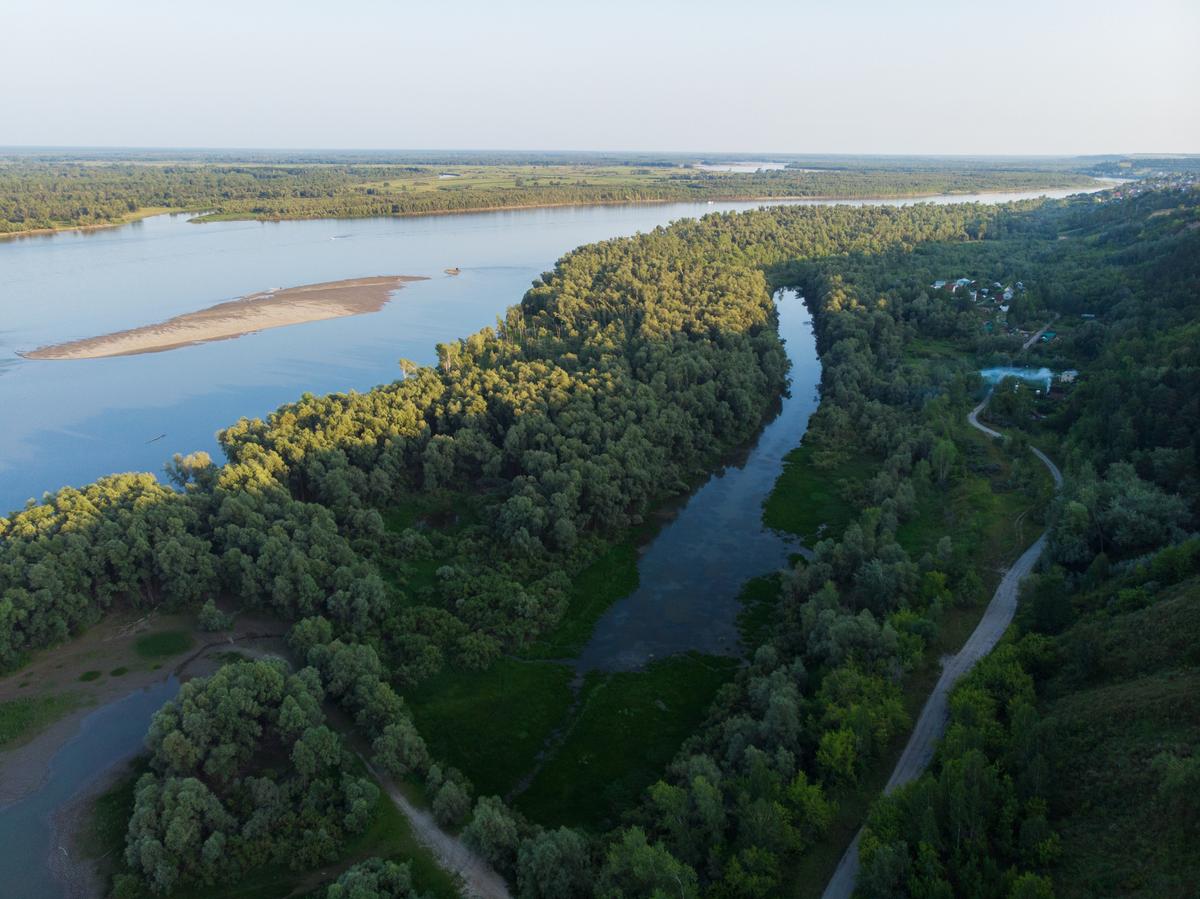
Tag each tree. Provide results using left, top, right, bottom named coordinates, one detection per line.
left=599, top=827, right=698, bottom=899
left=931, top=439, right=958, bottom=484
left=517, top=827, right=593, bottom=899
left=462, top=797, right=522, bottom=879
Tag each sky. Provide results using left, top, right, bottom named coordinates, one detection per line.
left=3, top=0, right=1198, bottom=155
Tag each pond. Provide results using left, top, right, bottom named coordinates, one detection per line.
left=980, top=366, right=1054, bottom=391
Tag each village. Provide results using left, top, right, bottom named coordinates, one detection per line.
left=927, top=273, right=1083, bottom=417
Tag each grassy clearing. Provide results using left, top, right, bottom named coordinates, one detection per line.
left=406, top=658, right=575, bottom=798
left=382, top=488, right=482, bottom=535
left=898, top=420, right=1051, bottom=588
left=0, top=692, right=87, bottom=749
left=133, top=630, right=194, bottom=660
left=764, top=442, right=876, bottom=543
left=516, top=653, right=738, bottom=831
left=79, top=670, right=102, bottom=682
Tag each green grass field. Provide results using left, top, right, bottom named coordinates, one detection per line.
left=406, top=658, right=575, bottom=798
left=516, top=653, right=738, bottom=830
left=133, top=630, right=194, bottom=660
left=764, top=442, right=877, bottom=543
left=0, top=693, right=87, bottom=749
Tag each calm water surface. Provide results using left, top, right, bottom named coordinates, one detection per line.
left=980, top=365, right=1055, bottom=391
left=576, top=290, right=817, bottom=671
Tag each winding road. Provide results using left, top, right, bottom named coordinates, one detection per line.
left=820, top=390, right=1061, bottom=899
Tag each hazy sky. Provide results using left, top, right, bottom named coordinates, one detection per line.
left=4, top=0, right=1198, bottom=154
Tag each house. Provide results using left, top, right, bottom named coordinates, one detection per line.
left=1016, top=281, right=1025, bottom=290
left=1081, top=313, right=1096, bottom=319
left=1060, top=369, right=1079, bottom=384
left=931, top=280, right=947, bottom=289
left=1041, top=330, right=1057, bottom=343
left=999, top=304, right=1010, bottom=313
left=955, top=278, right=973, bottom=288
left=1003, top=287, right=1014, bottom=301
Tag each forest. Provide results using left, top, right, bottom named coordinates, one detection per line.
left=0, top=153, right=1098, bottom=235
left=1, top=181, right=1197, bottom=898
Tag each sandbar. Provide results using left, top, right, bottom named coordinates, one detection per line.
left=22, top=275, right=427, bottom=360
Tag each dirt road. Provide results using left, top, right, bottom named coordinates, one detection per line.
left=362, top=758, right=512, bottom=899
left=820, top=391, right=1060, bottom=899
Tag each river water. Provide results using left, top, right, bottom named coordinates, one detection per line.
left=576, top=289, right=817, bottom=671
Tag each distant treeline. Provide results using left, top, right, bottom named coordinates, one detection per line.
left=0, top=158, right=1096, bottom=233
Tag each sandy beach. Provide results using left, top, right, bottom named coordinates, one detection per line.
left=22, top=275, right=427, bottom=360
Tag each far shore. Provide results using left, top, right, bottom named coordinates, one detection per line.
left=0, top=206, right=181, bottom=241
left=21, top=275, right=427, bottom=360
left=0, top=178, right=1109, bottom=240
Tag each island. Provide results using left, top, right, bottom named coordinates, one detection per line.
left=21, top=275, right=427, bottom=360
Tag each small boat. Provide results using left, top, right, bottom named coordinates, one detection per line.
left=444, top=267, right=461, bottom=276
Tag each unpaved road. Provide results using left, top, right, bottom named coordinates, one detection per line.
left=362, top=758, right=511, bottom=899
left=820, top=391, right=1061, bottom=899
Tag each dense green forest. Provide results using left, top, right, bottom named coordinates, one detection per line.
left=2, top=183, right=1197, bottom=897
left=0, top=155, right=1097, bottom=234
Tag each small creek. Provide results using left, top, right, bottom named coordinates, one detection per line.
left=0, top=678, right=180, bottom=898
left=575, top=289, right=820, bottom=672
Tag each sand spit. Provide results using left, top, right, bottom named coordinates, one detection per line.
left=22, top=275, right=427, bottom=360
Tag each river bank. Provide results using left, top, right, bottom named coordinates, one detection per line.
left=0, top=609, right=289, bottom=897
left=0, top=176, right=1109, bottom=240
left=185, top=179, right=1107, bottom=225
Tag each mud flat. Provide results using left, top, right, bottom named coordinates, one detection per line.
left=22, top=275, right=427, bottom=360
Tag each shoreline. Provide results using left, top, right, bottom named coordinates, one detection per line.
left=21, top=275, right=427, bottom=360
left=190, top=180, right=1106, bottom=224
left=0, top=207, right=185, bottom=242
left=0, top=179, right=1107, bottom=240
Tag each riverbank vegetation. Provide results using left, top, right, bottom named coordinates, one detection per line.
left=2, top=181, right=1196, bottom=897
left=0, top=152, right=1097, bottom=235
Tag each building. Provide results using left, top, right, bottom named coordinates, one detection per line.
left=931, top=280, right=947, bottom=289
left=1060, top=369, right=1079, bottom=384
left=1041, top=330, right=1057, bottom=343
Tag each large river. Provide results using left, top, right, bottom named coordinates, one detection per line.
left=0, top=187, right=1097, bottom=514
